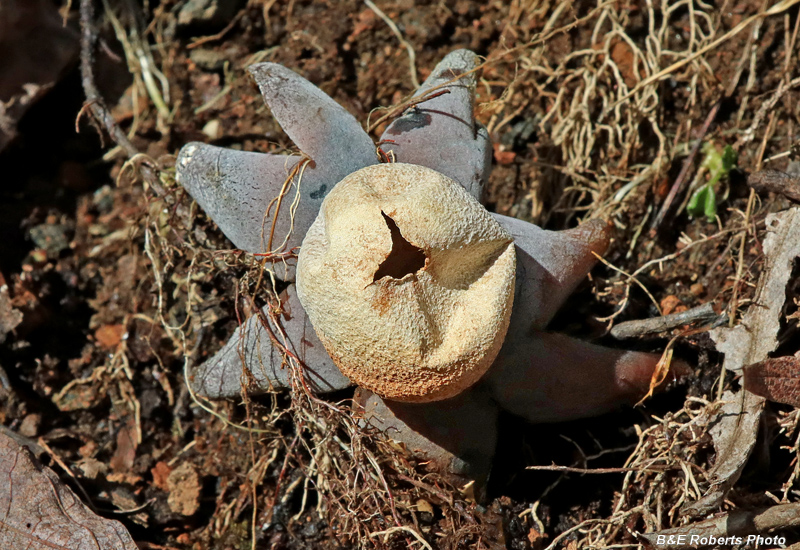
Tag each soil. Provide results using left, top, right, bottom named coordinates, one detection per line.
left=2, top=0, right=800, bottom=549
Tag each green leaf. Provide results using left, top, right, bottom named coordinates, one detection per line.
left=703, top=184, right=717, bottom=221
left=721, top=145, right=737, bottom=173
left=701, top=142, right=722, bottom=174
left=688, top=184, right=716, bottom=221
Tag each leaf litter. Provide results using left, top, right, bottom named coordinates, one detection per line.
left=0, top=431, right=137, bottom=550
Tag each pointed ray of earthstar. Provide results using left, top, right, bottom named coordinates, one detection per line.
left=175, top=146, right=310, bottom=264
left=483, top=331, right=686, bottom=423
left=175, top=143, right=348, bottom=280
left=190, top=285, right=350, bottom=399
left=493, top=213, right=613, bottom=330
left=249, top=62, right=377, bottom=186
left=380, top=49, right=491, bottom=200
left=177, top=62, right=380, bottom=279
left=355, top=386, right=498, bottom=500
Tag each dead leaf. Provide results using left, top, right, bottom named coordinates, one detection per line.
left=697, top=208, right=800, bottom=515
left=109, top=416, right=138, bottom=473
left=744, top=355, right=800, bottom=406
left=527, top=527, right=545, bottom=545
left=415, top=499, right=434, bottom=515
left=0, top=431, right=137, bottom=549
left=711, top=209, right=800, bottom=372
left=0, top=283, right=22, bottom=343
left=636, top=339, right=676, bottom=406
left=659, top=295, right=685, bottom=316
left=167, top=462, right=201, bottom=516
left=76, top=458, right=108, bottom=481
left=640, top=502, right=800, bottom=549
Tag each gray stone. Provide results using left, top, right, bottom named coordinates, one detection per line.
left=177, top=0, right=245, bottom=29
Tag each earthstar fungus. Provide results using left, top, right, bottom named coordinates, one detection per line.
left=176, top=50, right=679, bottom=485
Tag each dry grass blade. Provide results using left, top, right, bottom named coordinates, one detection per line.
left=364, top=0, right=419, bottom=89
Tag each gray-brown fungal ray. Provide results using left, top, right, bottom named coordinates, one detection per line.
left=190, top=286, right=350, bottom=398
left=379, top=49, right=491, bottom=201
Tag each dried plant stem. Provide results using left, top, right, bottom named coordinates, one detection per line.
left=79, top=0, right=166, bottom=196
left=370, top=526, right=433, bottom=550
left=612, top=0, right=800, bottom=109
left=365, top=0, right=419, bottom=89
left=652, top=101, right=721, bottom=229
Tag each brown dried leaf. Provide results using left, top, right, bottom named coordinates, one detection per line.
left=747, top=164, right=800, bottom=203
left=0, top=431, right=137, bottom=549
left=109, top=415, right=138, bottom=474
left=744, top=356, right=800, bottom=407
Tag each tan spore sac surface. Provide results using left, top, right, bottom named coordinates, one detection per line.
left=297, top=163, right=516, bottom=402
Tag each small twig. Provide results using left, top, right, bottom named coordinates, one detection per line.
left=592, top=251, right=663, bottom=316
left=108, top=497, right=157, bottom=515
left=37, top=437, right=105, bottom=514
left=610, top=302, right=719, bottom=339
left=748, top=164, right=800, bottom=203
left=396, top=473, right=454, bottom=506
left=652, top=101, right=721, bottom=229
left=79, top=0, right=165, bottom=196
left=364, top=0, right=419, bottom=88
left=80, top=0, right=136, bottom=158
left=527, top=464, right=665, bottom=474
left=137, top=544, right=182, bottom=550
left=730, top=109, right=775, bottom=327
left=187, top=8, right=246, bottom=49
left=368, top=89, right=450, bottom=133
